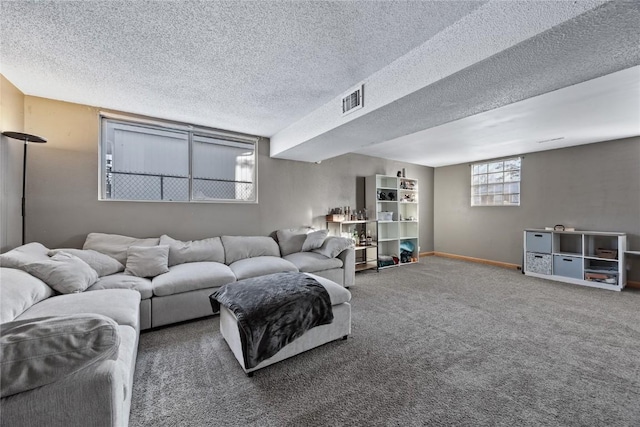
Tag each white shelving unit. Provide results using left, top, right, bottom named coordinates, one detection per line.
left=365, top=174, right=419, bottom=269
left=326, top=220, right=378, bottom=272
left=523, top=229, right=627, bottom=291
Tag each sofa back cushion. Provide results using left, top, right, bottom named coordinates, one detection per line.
left=159, top=235, right=225, bottom=266
left=221, top=236, right=280, bottom=265
left=276, top=228, right=309, bottom=256
left=48, top=248, right=124, bottom=277
left=0, top=243, right=50, bottom=269
left=0, top=314, right=120, bottom=398
left=276, top=228, right=329, bottom=256
left=83, top=233, right=160, bottom=265
left=0, top=268, right=54, bottom=323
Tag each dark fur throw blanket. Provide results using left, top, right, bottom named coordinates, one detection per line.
left=210, top=272, right=334, bottom=369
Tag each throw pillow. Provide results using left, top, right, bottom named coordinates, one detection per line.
left=276, top=227, right=313, bottom=256
left=23, top=252, right=99, bottom=294
left=124, top=245, right=170, bottom=278
left=159, top=235, right=225, bottom=266
left=301, top=229, right=329, bottom=252
left=312, top=237, right=354, bottom=259
left=48, top=248, right=125, bottom=277
left=0, top=314, right=120, bottom=398
left=0, top=268, right=55, bottom=324
left=0, top=242, right=50, bottom=269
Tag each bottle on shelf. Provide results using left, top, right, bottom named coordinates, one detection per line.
left=359, top=232, right=367, bottom=247
left=366, top=230, right=372, bottom=246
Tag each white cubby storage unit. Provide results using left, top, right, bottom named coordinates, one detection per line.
left=365, top=174, right=419, bottom=269
left=523, top=229, right=627, bottom=291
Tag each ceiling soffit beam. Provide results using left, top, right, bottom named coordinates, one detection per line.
left=269, top=0, right=612, bottom=162
left=280, top=1, right=640, bottom=164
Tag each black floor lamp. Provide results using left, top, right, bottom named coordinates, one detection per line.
left=2, top=131, right=47, bottom=245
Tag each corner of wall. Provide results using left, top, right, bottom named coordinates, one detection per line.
left=1, top=75, right=26, bottom=252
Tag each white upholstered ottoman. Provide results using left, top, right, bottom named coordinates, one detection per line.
left=215, top=273, right=351, bottom=376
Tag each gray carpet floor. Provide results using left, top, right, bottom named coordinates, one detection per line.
left=130, top=257, right=640, bottom=426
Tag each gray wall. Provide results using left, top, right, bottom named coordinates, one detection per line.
left=434, top=136, right=640, bottom=278
left=0, top=75, right=25, bottom=252
left=23, top=96, right=434, bottom=250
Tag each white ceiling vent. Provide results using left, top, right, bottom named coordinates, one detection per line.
left=342, top=84, right=364, bottom=116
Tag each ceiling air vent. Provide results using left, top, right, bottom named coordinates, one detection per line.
left=342, top=84, right=364, bottom=116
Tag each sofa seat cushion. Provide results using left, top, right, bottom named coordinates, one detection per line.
left=284, top=252, right=343, bottom=273
left=228, top=256, right=298, bottom=281
left=0, top=268, right=54, bottom=323
left=0, top=314, right=120, bottom=398
left=305, top=273, right=352, bottom=305
left=16, top=289, right=141, bottom=329
left=152, top=262, right=236, bottom=297
left=87, top=274, right=153, bottom=299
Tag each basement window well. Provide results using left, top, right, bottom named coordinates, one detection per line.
left=470, top=157, right=521, bottom=207
left=100, top=115, right=258, bottom=203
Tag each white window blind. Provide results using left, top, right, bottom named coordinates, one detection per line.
left=101, top=116, right=257, bottom=202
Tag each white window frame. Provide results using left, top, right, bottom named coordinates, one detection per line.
left=99, top=114, right=259, bottom=203
left=470, top=157, right=521, bottom=207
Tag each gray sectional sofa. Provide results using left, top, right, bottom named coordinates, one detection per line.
left=0, top=267, right=140, bottom=427
left=83, top=231, right=355, bottom=329
left=0, top=229, right=355, bottom=427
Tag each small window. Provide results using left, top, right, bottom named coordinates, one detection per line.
left=101, top=116, right=257, bottom=202
left=471, top=157, right=521, bottom=206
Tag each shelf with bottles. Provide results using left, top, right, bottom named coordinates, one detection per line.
left=355, top=240, right=378, bottom=272
left=326, top=218, right=378, bottom=273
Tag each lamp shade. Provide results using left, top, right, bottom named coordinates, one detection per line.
left=2, top=131, right=47, bottom=143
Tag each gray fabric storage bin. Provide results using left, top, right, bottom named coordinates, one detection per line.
left=553, top=255, right=582, bottom=279
left=526, top=232, right=552, bottom=254
left=525, top=252, right=552, bottom=275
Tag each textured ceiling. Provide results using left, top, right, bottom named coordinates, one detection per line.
left=0, top=0, right=484, bottom=135
left=1, top=1, right=639, bottom=166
